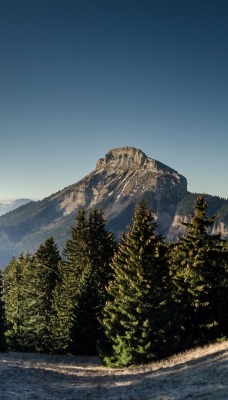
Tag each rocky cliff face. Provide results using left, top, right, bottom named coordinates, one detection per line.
left=58, top=147, right=187, bottom=218
left=0, top=147, right=227, bottom=267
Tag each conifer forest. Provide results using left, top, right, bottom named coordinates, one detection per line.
left=0, top=196, right=228, bottom=368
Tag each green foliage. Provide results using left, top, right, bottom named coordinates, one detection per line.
left=18, top=256, right=43, bottom=351
left=51, top=209, right=91, bottom=352
left=1, top=199, right=228, bottom=365
left=170, top=195, right=228, bottom=350
left=175, top=192, right=227, bottom=218
left=52, top=208, right=115, bottom=355
left=22, top=237, right=60, bottom=352
left=71, top=209, right=115, bottom=355
left=3, top=238, right=60, bottom=352
left=3, top=255, right=27, bottom=350
left=100, top=203, right=172, bottom=367
left=70, top=263, right=99, bottom=355
left=0, top=271, right=6, bottom=351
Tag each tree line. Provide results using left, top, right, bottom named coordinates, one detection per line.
left=0, top=196, right=228, bottom=367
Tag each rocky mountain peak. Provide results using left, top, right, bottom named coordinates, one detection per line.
left=0, top=147, right=192, bottom=267
left=96, top=147, right=149, bottom=171
left=1, top=146, right=228, bottom=268
left=58, top=147, right=187, bottom=215
left=95, top=146, right=179, bottom=176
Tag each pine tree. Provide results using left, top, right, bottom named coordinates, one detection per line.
left=0, top=271, right=6, bottom=351
left=71, top=263, right=98, bottom=355
left=87, top=209, right=115, bottom=304
left=51, top=209, right=91, bottom=352
left=9, top=238, right=61, bottom=352
left=220, top=239, right=228, bottom=337
left=18, top=255, right=42, bottom=351
left=3, top=254, right=27, bottom=350
left=30, top=237, right=61, bottom=352
left=52, top=208, right=115, bottom=354
left=100, top=203, right=171, bottom=367
left=170, top=195, right=228, bottom=350
left=72, top=209, right=115, bottom=355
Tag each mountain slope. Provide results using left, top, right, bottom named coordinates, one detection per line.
left=0, top=199, right=33, bottom=216
left=0, top=147, right=227, bottom=267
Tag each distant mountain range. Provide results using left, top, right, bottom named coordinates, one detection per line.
left=0, top=147, right=228, bottom=268
left=0, top=199, right=33, bottom=216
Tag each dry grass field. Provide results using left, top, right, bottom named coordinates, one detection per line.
left=0, top=340, right=228, bottom=400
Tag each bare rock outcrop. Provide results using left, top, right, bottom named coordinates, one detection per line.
left=59, top=147, right=187, bottom=220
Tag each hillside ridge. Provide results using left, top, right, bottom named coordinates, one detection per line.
left=0, top=146, right=228, bottom=266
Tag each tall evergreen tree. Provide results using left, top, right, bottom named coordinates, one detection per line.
left=170, top=195, right=228, bottom=350
left=51, top=209, right=91, bottom=352
left=27, top=237, right=61, bottom=352
left=7, top=238, right=61, bottom=352
left=100, top=203, right=171, bottom=367
left=18, top=255, right=42, bottom=351
left=0, top=271, right=6, bottom=351
left=52, top=208, right=115, bottom=354
left=72, top=208, right=115, bottom=355
left=3, top=254, right=27, bottom=350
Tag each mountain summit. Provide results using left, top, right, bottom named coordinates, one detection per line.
left=97, top=147, right=176, bottom=171
left=0, top=147, right=227, bottom=267
left=58, top=147, right=187, bottom=216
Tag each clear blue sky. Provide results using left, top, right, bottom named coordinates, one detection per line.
left=1, top=0, right=228, bottom=201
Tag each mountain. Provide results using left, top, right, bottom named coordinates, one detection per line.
left=0, top=198, right=33, bottom=216
left=0, top=147, right=228, bottom=267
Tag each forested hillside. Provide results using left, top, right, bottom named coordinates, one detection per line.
left=0, top=196, right=228, bottom=368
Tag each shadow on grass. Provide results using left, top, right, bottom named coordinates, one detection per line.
left=0, top=348, right=227, bottom=400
